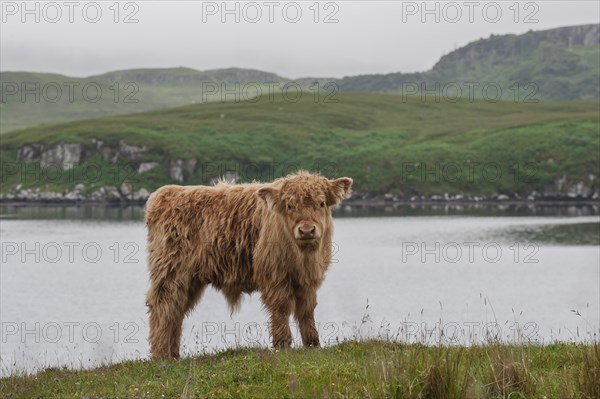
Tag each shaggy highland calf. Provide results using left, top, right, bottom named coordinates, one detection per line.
left=145, top=171, right=352, bottom=358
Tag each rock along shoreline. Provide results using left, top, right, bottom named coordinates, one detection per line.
left=1, top=189, right=598, bottom=206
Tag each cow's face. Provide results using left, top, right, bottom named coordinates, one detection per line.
left=257, top=172, right=353, bottom=251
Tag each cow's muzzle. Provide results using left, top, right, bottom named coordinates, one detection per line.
left=297, top=224, right=317, bottom=240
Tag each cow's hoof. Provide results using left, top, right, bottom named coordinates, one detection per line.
left=273, top=341, right=292, bottom=351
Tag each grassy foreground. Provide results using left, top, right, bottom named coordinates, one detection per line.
left=2, top=340, right=599, bottom=398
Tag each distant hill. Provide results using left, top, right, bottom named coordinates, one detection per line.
left=92, top=67, right=286, bottom=85
left=1, top=24, right=598, bottom=133
left=1, top=93, right=598, bottom=199
left=345, top=24, right=600, bottom=100
left=0, top=68, right=289, bottom=133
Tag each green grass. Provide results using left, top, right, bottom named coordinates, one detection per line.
left=2, top=340, right=599, bottom=398
left=1, top=93, right=598, bottom=196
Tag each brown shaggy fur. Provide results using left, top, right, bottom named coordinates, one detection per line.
left=145, top=171, right=352, bottom=358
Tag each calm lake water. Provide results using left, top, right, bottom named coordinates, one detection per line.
left=1, top=204, right=599, bottom=376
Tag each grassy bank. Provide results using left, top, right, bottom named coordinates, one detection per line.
left=1, top=340, right=598, bottom=398
left=1, top=94, right=599, bottom=197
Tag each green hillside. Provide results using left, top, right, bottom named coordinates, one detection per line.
left=1, top=93, right=598, bottom=199
left=0, top=68, right=288, bottom=133
left=424, top=25, right=600, bottom=100
left=1, top=24, right=597, bottom=134
left=340, top=25, right=599, bottom=100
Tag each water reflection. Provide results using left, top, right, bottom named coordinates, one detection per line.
left=0, top=205, right=145, bottom=221
left=337, top=203, right=600, bottom=218
left=1, top=202, right=599, bottom=221
left=500, top=222, right=600, bottom=246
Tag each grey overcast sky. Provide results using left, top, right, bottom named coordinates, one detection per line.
left=1, top=1, right=598, bottom=78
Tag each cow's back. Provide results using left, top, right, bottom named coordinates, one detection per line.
left=145, top=183, right=265, bottom=292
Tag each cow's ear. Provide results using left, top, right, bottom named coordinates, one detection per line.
left=326, top=177, right=353, bottom=206
left=257, top=186, right=280, bottom=209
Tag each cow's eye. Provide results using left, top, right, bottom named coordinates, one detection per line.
left=320, top=202, right=325, bottom=208
left=287, top=204, right=294, bottom=212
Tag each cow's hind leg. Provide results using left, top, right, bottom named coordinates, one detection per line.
left=146, top=263, right=191, bottom=359
left=171, top=276, right=207, bottom=357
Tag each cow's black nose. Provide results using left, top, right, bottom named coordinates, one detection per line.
left=298, top=225, right=316, bottom=239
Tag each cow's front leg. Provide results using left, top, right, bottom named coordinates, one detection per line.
left=262, top=289, right=294, bottom=350
left=294, top=288, right=320, bottom=347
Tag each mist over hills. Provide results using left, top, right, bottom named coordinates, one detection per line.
left=1, top=24, right=598, bottom=133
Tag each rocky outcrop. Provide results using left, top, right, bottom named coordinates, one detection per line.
left=337, top=24, right=599, bottom=100
left=8, top=134, right=597, bottom=203
left=18, top=142, right=83, bottom=169
left=132, top=188, right=150, bottom=201
left=138, top=161, right=159, bottom=174
left=90, top=138, right=147, bottom=163
left=169, top=160, right=184, bottom=182
left=169, top=158, right=197, bottom=182
left=14, top=141, right=207, bottom=185
left=90, top=186, right=121, bottom=201
left=18, top=139, right=148, bottom=169
left=2, top=182, right=598, bottom=204
left=1, top=184, right=151, bottom=203
left=17, top=144, right=44, bottom=163
left=41, top=143, right=82, bottom=169
left=434, top=24, right=599, bottom=69
left=347, top=190, right=600, bottom=206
